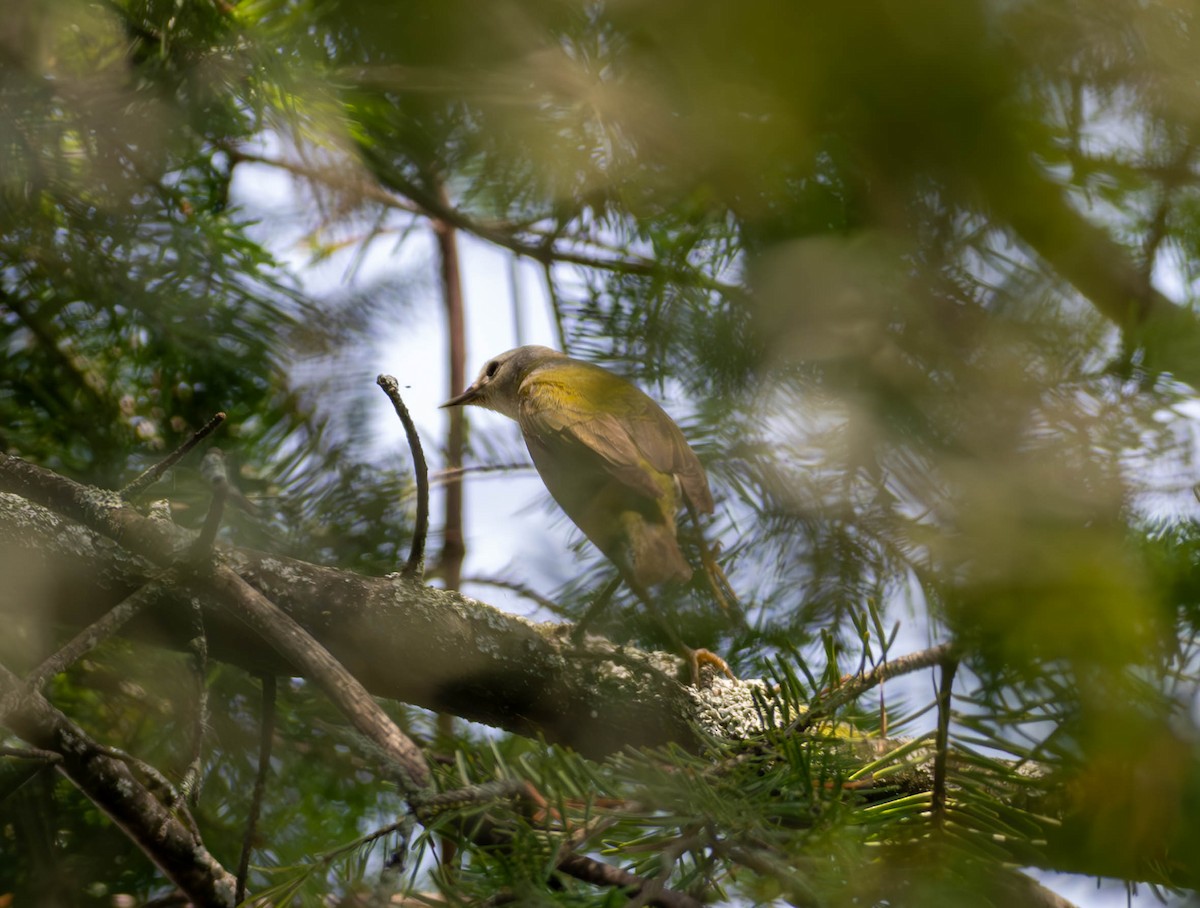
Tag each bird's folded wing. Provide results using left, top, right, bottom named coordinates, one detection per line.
left=518, top=372, right=713, bottom=512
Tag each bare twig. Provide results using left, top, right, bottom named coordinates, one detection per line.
left=228, top=150, right=740, bottom=299
left=570, top=575, right=623, bottom=644
left=121, top=412, right=226, bottom=499
left=712, top=842, right=818, bottom=908
left=461, top=575, right=568, bottom=617
left=624, top=833, right=703, bottom=908
left=509, top=255, right=525, bottom=345
left=180, top=597, right=208, bottom=805
left=178, top=451, right=231, bottom=802
left=225, top=148, right=427, bottom=216
left=199, top=562, right=434, bottom=798
left=0, top=745, right=61, bottom=762
left=434, top=182, right=468, bottom=594
left=792, top=642, right=957, bottom=733
left=555, top=851, right=702, bottom=908
left=931, top=656, right=959, bottom=823
left=428, top=462, right=532, bottom=487
left=236, top=673, right=276, bottom=904
left=542, top=259, right=568, bottom=350
left=376, top=375, right=429, bottom=579
left=1140, top=141, right=1195, bottom=285
left=191, top=448, right=229, bottom=556
left=683, top=499, right=740, bottom=616
left=87, top=740, right=200, bottom=838
left=23, top=580, right=163, bottom=691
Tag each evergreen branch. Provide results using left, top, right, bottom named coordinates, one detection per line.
left=227, top=150, right=740, bottom=298
left=461, top=575, right=569, bottom=618
left=932, top=657, right=959, bottom=823
left=554, top=852, right=702, bottom=908
left=0, top=287, right=114, bottom=416
left=793, top=642, right=957, bottom=732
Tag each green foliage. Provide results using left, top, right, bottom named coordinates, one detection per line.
left=5, top=0, right=1200, bottom=904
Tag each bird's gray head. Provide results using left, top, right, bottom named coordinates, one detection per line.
left=440, top=345, right=566, bottom=420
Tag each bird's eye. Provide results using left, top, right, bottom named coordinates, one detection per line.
left=485, top=361, right=499, bottom=378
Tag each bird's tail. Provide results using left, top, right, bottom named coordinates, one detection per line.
left=620, top=514, right=693, bottom=588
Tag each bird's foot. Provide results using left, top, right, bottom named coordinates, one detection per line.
left=698, top=546, right=741, bottom=616
left=685, top=646, right=737, bottom=687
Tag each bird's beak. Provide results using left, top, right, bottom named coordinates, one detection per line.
left=439, top=383, right=483, bottom=409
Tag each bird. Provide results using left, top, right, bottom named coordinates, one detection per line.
left=441, top=345, right=734, bottom=679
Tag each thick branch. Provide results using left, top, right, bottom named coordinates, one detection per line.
left=0, top=664, right=237, bottom=907
left=0, top=456, right=708, bottom=758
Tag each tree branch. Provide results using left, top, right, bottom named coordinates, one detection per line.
left=0, top=663, right=238, bottom=907
left=0, top=454, right=708, bottom=758
left=376, top=375, right=429, bottom=578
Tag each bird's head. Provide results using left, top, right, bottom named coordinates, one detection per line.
left=440, top=345, right=565, bottom=420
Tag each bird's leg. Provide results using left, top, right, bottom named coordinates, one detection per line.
left=570, top=574, right=623, bottom=645
left=629, top=581, right=736, bottom=686
left=684, top=501, right=741, bottom=616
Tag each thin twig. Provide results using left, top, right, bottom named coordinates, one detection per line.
left=792, top=642, right=957, bottom=733
left=121, top=412, right=226, bottom=499
left=23, top=580, right=163, bottom=691
left=237, top=674, right=277, bottom=904
left=931, top=656, right=959, bottom=824
left=542, top=259, right=568, bottom=351
left=88, top=740, right=201, bottom=839
left=376, top=375, right=429, bottom=579
left=202, top=563, right=434, bottom=798
left=509, top=255, right=526, bottom=345
left=228, top=150, right=741, bottom=299
left=683, top=499, right=740, bottom=616
left=571, top=575, right=623, bottom=644
left=191, top=447, right=229, bottom=556
left=624, top=833, right=703, bottom=908
left=180, top=598, right=208, bottom=806
left=0, top=745, right=61, bottom=762
left=1140, top=141, right=1195, bottom=286
left=713, top=842, right=818, bottom=907
left=555, top=851, right=702, bottom=908
left=428, top=462, right=531, bottom=487
left=462, top=575, right=569, bottom=617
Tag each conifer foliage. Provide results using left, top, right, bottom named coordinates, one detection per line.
left=3, top=1, right=1200, bottom=906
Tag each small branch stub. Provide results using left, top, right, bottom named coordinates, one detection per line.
left=121, top=412, right=227, bottom=499
left=376, top=374, right=429, bottom=579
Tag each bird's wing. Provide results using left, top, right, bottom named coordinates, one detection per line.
left=518, top=366, right=713, bottom=512
left=626, top=410, right=714, bottom=514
